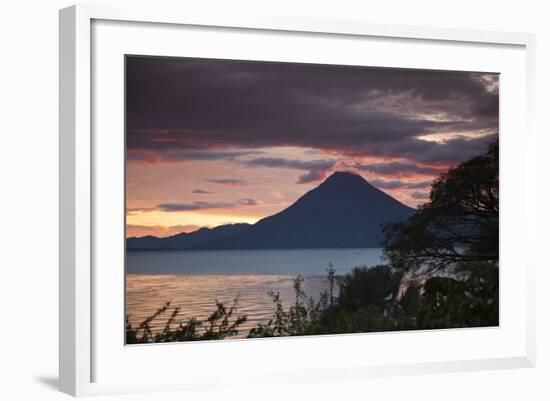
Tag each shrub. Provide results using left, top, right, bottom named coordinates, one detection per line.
left=126, top=297, right=247, bottom=344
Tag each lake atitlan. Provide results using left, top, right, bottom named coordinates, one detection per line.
left=126, top=248, right=384, bottom=338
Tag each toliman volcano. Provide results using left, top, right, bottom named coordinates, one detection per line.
left=127, top=172, right=415, bottom=250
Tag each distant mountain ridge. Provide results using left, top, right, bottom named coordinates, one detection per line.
left=127, top=223, right=251, bottom=250
left=127, top=172, right=415, bottom=251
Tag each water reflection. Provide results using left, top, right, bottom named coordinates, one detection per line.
left=126, top=274, right=329, bottom=338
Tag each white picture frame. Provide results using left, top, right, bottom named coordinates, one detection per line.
left=59, top=4, right=536, bottom=397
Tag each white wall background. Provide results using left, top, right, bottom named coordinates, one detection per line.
left=0, top=0, right=547, bottom=400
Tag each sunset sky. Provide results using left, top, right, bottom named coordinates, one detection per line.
left=126, top=56, right=498, bottom=238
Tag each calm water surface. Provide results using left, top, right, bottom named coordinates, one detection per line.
left=126, top=248, right=384, bottom=338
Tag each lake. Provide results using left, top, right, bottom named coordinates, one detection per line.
left=126, top=248, right=384, bottom=338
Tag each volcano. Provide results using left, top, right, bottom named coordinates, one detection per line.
left=128, top=172, right=415, bottom=250
left=193, top=171, right=414, bottom=249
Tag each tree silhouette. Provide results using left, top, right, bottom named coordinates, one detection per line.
left=382, top=140, right=498, bottom=275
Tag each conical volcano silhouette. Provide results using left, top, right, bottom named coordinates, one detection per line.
left=196, top=171, right=414, bottom=249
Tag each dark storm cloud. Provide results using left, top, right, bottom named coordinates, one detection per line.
left=192, top=189, right=214, bottom=194
left=244, top=157, right=335, bottom=171
left=370, top=179, right=433, bottom=190
left=126, top=207, right=157, bottom=215
left=156, top=202, right=229, bottom=212
left=297, top=170, right=330, bottom=184
left=238, top=198, right=260, bottom=206
left=243, top=157, right=336, bottom=184
left=203, top=178, right=248, bottom=186
left=412, top=134, right=497, bottom=163
left=358, top=161, right=443, bottom=177
left=126, top=56, right=498, bottom=165
left=127, top=149, right=263, bottom=163
left=157, top=198, right=259, bottom=212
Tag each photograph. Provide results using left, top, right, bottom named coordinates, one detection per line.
left=124, top=55, right=499, bottom=344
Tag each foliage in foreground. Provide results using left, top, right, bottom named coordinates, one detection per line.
left=126, top=298, right=246, bottom=344
left=246, top=262, right=497, bottom=338
left=127, top=140, right=499, bottom=342
left=127, top=260, right=498, bottom=343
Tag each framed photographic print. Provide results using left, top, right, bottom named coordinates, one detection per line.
left=60, top=4, right=536, bottom=397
